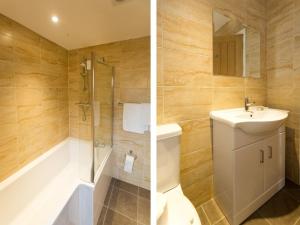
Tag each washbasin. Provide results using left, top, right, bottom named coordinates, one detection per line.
left=210, top=107, right=289, bottom=135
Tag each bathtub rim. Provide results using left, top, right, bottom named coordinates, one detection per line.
left=0, top=137, right=113, bottom=225
left=93, top=146, right=112, bottom=184
left=0, top=138, right=70, bottom=192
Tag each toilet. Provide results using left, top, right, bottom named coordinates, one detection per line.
left=157, top=123, right=201, bottom=225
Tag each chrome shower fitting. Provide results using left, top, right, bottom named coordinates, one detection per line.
left=76, top=102, right=90, bottom=121
left=80, top=59, right=91, bottom=91
left=80, top=65, right=88, bottom=91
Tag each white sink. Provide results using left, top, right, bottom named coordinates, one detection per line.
left=210, top=107, right=289, bottom=135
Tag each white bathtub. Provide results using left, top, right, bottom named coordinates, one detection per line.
left=0, top=137, right=112, bottom=225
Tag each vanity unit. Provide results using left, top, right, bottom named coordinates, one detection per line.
left=210, top=107, right=288, bottom=225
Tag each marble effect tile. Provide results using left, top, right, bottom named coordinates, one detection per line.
left=68, top=37, right=150, bottom=189
left=0, top=13, right=68, bottom=182
left=157, top=0, right=267, bottom=207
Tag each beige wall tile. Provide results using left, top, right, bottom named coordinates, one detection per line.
left=180, top=150, right=213, bottom=188
left=0, top=13, right=68, bottom=182
left=183, top=175, right=213, bottom=206
left=266, top=0, right=300, bottom=185
left=157, top=87, right=164, bottom=124
left=180, top=119, right=212, bottom=155
left=158, top=0, right=267, bottom=207
left=68, top=37, right=150, bottom=189
left=213, top=87, right=245, bottom=109
left=163, top=12, right=212, bottom=54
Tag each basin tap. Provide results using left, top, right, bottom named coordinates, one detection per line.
left=245, top=97, right=255, bottom=111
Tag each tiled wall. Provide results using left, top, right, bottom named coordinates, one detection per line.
left=266, top=0, right=300, bottom=184
left=68, top=47, right=93, bottom=141
left=68, top=37, right=150, bottom=189
left=157, top=0, right=267, bottom=207
left=0, top=14, right=69, bottom=181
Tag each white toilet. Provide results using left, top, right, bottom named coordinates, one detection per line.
left=157, top=123, right=201, bottom=225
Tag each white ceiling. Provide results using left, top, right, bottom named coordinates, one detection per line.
left=0, top=0, right=150, bottom=50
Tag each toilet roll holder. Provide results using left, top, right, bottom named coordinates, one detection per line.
left=125, top=150, right=137, bottom=160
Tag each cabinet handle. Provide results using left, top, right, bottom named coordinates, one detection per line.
left=268, top=146, right=272, bottom=159
left=260, top=150, right=264, bottom=163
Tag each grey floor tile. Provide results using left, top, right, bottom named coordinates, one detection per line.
left=108, top=187, right=138, bottom=220
left=284, top=179, right=300, bottom=190
left=97, top=207, right=107, bottom=225
left=103, top=209, right=136, bottom=225
left=284, top=180, right=300, bottom=202
left=257, top=190, right=300, bottom=225
left=114, top=179, right=138, bottom=195
left=284, top=188, right=300, bottom=203
left=137, top=197, right=150, bottom=225
left=242, top=212, right=270, bottom=225
left=104, top=180, right=115, bottom=206
left=215, top=217, right=230, bottom=225
left=196, top=206, right=210, bottom=225
left=202, top=199, right=225, bottom=224
left=197, top=180, right=300, bottom=225
left=138, top=187, right=150, bottom=199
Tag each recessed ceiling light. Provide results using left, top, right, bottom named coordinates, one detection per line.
left=51, top=15, right=59, bottom=23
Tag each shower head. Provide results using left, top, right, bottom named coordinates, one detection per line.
left=80, top=60, right=91, bottom=71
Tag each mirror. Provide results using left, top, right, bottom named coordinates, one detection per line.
left=213, top=10, right=261, bottom=78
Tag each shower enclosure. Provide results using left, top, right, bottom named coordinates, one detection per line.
left=53, top=53, right=114, bottom=225
left=78, top=53, right=114, bottom=183
left=91, top=55, right=114, bottom=181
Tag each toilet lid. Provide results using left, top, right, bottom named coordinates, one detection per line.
left=159, top=186, right=201, bottom=225
left=166, top=195, right=201, bottom=225
left=157, top=192, right=167, bottom=220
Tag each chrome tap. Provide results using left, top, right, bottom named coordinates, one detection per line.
left=244, top=97, right=255, bottom=111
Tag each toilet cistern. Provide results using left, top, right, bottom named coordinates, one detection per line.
left=157, top=123, right=201, bottom=225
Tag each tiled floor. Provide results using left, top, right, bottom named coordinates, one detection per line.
left=197, top=180, right=300, bottom=225
left=97, top=178, right=150, bottom=225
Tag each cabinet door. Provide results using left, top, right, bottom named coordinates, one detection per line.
left=264, top=134, right=285, bottom=190
left=235, top=141, right=264, bottom=211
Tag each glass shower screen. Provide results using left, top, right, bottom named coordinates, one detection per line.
left=92, top=56, right=114, bottom=180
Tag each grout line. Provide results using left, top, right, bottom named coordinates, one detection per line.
left=137, top=191, right=139, bottom=224
left=99, top=207, right=107, bottom=225
left=212, top=215, right=225, bottom=225
left=101, top=180, right=114, bottom=225
left=293, top=216, right=300, bottom=225
left=109, top=179, right=139, bottom=223
left=264, top=217, right=273, bottom=225
left=201, top=199, right=225, bottom=225
left=112, top=180, right=139, bottom=197
left=114, top=186, right=139, bottom=198
left=110, top=208, right=138, bottom=223
left=201, top=205, right=213, bottom=225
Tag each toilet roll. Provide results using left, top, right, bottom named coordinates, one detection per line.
left=124, top=154, right=135, bottom=173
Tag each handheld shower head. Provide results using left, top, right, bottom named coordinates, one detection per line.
left=80, top=60, right=91, bottom=71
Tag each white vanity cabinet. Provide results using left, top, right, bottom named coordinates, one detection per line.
left=212, top=120, right=286, bottom=225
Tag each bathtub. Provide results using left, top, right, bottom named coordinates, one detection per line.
left=0, top=137, right=112, bottom=225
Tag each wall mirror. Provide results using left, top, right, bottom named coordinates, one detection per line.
left=213, top=10, right=261, bottom=78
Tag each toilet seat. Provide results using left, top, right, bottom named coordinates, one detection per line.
left=157, top=192, right=167, bottom=220
left=157, top=185, right=201, bottom=225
